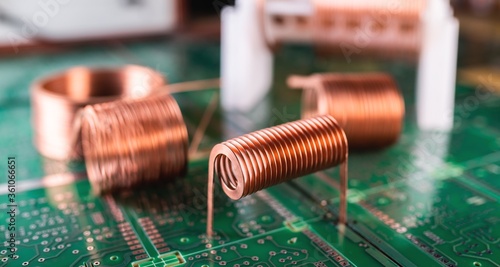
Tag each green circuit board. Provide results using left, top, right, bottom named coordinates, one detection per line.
left=1, top=39, right=500, bottom=267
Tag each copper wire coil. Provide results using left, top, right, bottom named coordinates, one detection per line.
left=289, top=73, right=405, bottom=149
left=80, top=94, right=188, bottom=194
left=261, top=0, right=425, bottom=57
left=312, top=0, right=423, bottom=58
left=31, top=65, right=165, bottom=160
left=312, top=0, right=425, bottom=16
left=207, top=115, right=348, bottom=236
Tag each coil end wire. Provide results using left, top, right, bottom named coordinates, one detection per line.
left=207, top=115, right=348, bottom=237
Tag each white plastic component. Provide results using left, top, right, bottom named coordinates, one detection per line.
left=266, top=0, right=313, bottom=14
left=222, top=0, right=459, bottom=131
left=221, top=1, right=273, bottom=111
left=0, top=0, right=178, bottom=46
left=263, top=0, right=315, bottom=44
left=417, top=0, right=459, bottom=131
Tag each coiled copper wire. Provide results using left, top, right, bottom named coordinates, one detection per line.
left=207, top=115, right=348, bottom=237
left=260, top=0, right=425, bottom=58
left=80, top=94, right=188, bottom=194
left=31, top=65, right=165, bottom=160
left=288, top=73, right=405, bottom=149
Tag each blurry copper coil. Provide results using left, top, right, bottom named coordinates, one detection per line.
left=80, top=94, right=188, bottom=194
left=313, top=0, right=425, bottom=14
left=261, top=0, right=425, bottom=58
left=207, top=115, right=348, bottom=236
left=314, top=0, right=424, bottom=59
left=289, top=73, right=405, bottom=149
left=31, top=65, right=165, bottom=160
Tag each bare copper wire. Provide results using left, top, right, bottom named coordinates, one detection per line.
left=80, top=93, right=188, bottom=194
left=207, top=115, right=348, bottom=237
left=167, top=78, right=220, bottom=94
left=31, top=65, right=165, bottom=160
left=289, top=73, right=405, bottom=149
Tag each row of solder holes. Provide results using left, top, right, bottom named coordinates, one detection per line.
left=17, top=256, right=119, bottom=266
left=272, top=15, right=416, bottom=34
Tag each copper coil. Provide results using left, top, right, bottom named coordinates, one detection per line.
left=314, top=0, right=424, bottom=58
left=312, top=0, right=425, bottom=16
left=31, top=65, right=165, bottom=160
left=80, top=94, right=188, bottom=194
left=207, top=115, right=348, bottom=236
left=289, top=73, right=405, bottom=149
left=261, top=0, right=425, bottom=58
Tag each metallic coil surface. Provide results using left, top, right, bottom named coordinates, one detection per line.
left=212, top=115, right=348, bottom=200
left=261, top=0, right=425, bottom=58
left=80, top=94, right=188, bottom=194
left=290, top=73, right=405, bottom=149
left=207, top=115, right=349, bottom=236
left=31, top=65, right=165, bottom=160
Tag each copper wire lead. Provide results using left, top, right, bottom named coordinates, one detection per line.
left=31, top=65, right=165, bottom=160
left=80, top=94, right=188, bottom=194
left=289, top=73, right=405, bottom=149
left=207, top=115, right=348, bottom=237
left=167, top=78, right=220, bottom=94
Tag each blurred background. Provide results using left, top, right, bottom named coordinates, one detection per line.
left=0, top=0, right=496, bottom=58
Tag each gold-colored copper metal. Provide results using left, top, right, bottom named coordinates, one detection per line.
left=167, top=78, right=220, bottom=94
left=289, top=73, right=405, bottom=149
left=31, top=65, right=165, bottom=160
left=207, top=115, right=348, bottom=237
left=189, top=92, right=219, bottom=156
left=80, top=94, right=188, bottom=194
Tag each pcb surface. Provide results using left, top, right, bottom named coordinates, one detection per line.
left=0, top=40, right=499, bottom=267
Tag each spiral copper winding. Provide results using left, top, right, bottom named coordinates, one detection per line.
left=207, top=115, right=349, bottom=237
left=31, top=65, right=165, bottom=160
left=260, top=0, right=425, bottom=58
left=80, top=93, right=188, bottom=194
left=288, top=73, right=405, bottom=149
